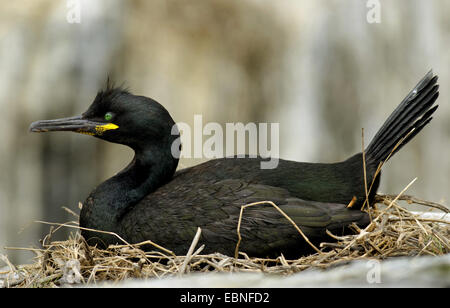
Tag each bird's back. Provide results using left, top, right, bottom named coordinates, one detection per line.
left=119, top=156, right=371, bottom=257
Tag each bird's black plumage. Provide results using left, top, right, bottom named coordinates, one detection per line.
left=29, top=71, right=439, bottom=258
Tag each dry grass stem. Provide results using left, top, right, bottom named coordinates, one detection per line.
left=234, top=201, right=322, bottom=258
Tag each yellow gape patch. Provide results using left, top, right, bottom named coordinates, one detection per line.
left=95, top=123, right=119, bottom=135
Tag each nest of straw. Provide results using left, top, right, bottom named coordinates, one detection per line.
left=1, top=193, right=449, bottom=288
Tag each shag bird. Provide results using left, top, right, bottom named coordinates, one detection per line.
left=29, top=71, right=439, bottom=258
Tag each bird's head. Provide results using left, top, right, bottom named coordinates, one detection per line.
left=29, top=85, right=180, bottom=153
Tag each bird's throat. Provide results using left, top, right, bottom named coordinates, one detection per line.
left=79, top=144, right=178, bottom=241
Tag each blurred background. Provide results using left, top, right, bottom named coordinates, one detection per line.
left=0, top=0, right=449, bottom=264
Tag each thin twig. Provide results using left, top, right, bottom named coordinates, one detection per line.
left=179, top=227, right=202, bottom=275
left=375, top=194, right=449, bottom=213
left=234, top=201, right=321, bottom=258
left=361, top=128, right=370, bottom=214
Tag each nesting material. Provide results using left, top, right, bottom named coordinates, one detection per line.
left=1, top=194, right=448, bottom=288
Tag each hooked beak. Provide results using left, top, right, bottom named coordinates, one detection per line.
left=29, top=115, right=118, bottom=136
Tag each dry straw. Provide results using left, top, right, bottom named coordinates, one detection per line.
left=1, top=192, right=448, bottom=288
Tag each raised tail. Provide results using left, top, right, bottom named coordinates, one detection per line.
left=365, top=70, right=439, bottom=167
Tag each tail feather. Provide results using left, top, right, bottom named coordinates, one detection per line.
left=367, top=73, right=437, bottom=155
left=368, top=82, right=438, bottom=155
left=365, top=70, right=439, bottom=165
left=369, top=91, right=438, bottom=162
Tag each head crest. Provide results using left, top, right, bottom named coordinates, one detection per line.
left=94, top=78, right=130, bottom=106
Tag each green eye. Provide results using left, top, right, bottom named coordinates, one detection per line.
left=104, top=112, right=113, bottom=121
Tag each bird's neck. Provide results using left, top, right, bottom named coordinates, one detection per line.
left=80, top=144, right=178, bottom=233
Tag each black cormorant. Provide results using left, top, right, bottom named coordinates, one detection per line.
left=29, top=71, right=439, bottom=258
